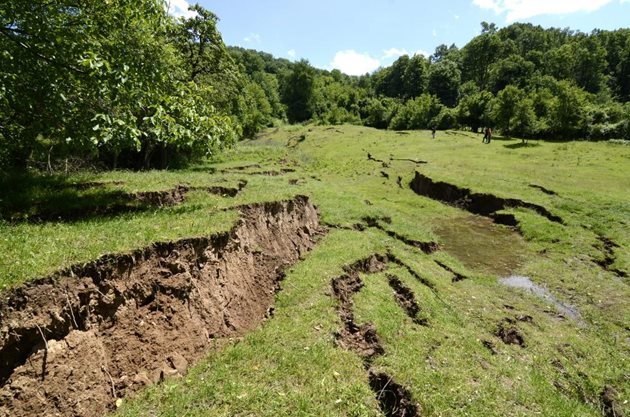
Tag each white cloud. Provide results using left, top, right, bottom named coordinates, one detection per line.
left=166, top=0, right=197, bottom=19
left=382, top=48, right=410, bottom=59
left=330, top=50, right=381, bottom=76
left=287, top=49, right=296, bottom=58
left=383, top=48, right=429, bottom=60
left=472, top=0, right=615, bottom=22
left=244, top=33, right=261, bottom=43
left=432, top=29, right=437, bottom=37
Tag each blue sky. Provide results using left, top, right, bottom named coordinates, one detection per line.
left=168, top=0, right=630, bottom=75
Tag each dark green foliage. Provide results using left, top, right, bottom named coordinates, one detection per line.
left=428, top=60, right=461, bottom=107
left=281, top=60, right=317, bottom=123
left=0, top=1, right=238, bottom=170
left=2, top=4, right=630, bottom=171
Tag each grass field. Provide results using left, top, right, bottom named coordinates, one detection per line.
left=1, top=125, right=628, bottom=416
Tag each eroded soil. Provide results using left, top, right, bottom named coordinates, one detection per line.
left=0, top=196, right=320, bottom=417
left=409, top=172, right=564, bottom=226
left=331, top=254, right=425, bottom=416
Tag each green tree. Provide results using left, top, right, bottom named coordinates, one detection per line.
left=0, top=0, right=237, bottom=169
left=427, top=60, right=461, bottom=107
left=402, top=54, right=429, bottom=98
left=281, top=60, right=316, bottom=123
left=493, top=85, right=525, bottom=135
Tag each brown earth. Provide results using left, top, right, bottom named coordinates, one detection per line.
left=386, top=274, right=427, bottom=325
left=0, top=196, right=320, bottom=417
left=330, top=254, right=422, bottom=416
left=409, top=172, right=564, bottom=226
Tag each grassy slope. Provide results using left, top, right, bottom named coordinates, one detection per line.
left=1, top=125, right=628, bottom=416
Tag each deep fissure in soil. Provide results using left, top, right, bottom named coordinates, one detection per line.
left=409, top=172, right=564, bottom=226
left=0, top=196, right=320, bottom=417
left=434, top=261, right=468, bottom=282
left=330, top=254, right=424, bottom=416
left=593, top=236, right=628, bottom=279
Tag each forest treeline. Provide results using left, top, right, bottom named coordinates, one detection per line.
left=1, top=2, right=629, bottom=171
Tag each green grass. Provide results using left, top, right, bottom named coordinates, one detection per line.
left=1, top=124, right=629, bottom=416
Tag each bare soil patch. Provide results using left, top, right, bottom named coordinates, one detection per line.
left=0, top=196, right=320, bottom=417
left=330, top=254, right=424, bottom=416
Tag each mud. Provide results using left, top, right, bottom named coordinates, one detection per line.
left=434, top=261, right=468, bottom=282
left=434, top=216, right=527, bottom=276
left=0, top=196, right=320, bottom=417
left=369, top=371, right=421, bottom=417
left=601, top=385, right=625, bottom=417
left=386, top=274, right=427, bottom=325
left=495, top=321, right=526, bottom=347
left=330, top=254, right=423, bottom=415
left=529, top=184, right=558, bottom=196
left=409, top=172, right=564, bottom=225
left=332, top=254, right=390, bottom=364
left=593, top=236, right=628, bottom=279
left=131, top=184, right=190, bottom=207
left=197, top=180, right=248, bottom=198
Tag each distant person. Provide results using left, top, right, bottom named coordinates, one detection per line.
left=431, top=127, right=436, bottom=139
left=482, top=127, right=492, bottom=144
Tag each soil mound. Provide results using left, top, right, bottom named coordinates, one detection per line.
left=0, top=196, right=320, bottom=417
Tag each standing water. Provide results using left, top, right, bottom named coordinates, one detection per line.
left=499, top=276, right=581, bottom=322
left=434, top=215, right=527, bottom=276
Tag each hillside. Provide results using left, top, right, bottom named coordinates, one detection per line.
left=1, top=126, right=628, bottom=417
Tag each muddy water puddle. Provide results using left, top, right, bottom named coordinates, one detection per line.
left=434, top=215, right=527, bottom=276
left=499, top=276, right=581, bottom=322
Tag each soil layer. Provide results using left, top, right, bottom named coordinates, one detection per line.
left=0, top=196, right=320, bottom=417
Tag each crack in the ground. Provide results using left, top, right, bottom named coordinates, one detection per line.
left=434, top=261, right=468, bottom=282
left=331, top=254, right=426, bottom=416
left=593, top=236, right=628, bottom=279
left=409, top=172, right=564, bottom=226
left=0, top=196, right=320, bottom=417
left=528, top=184, right=558, bottom=196
left=15, top=182, right=247, bottom=223
left=360, top=217, right=440, bottom=256
left=386, top=274, right=428, bottom=325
